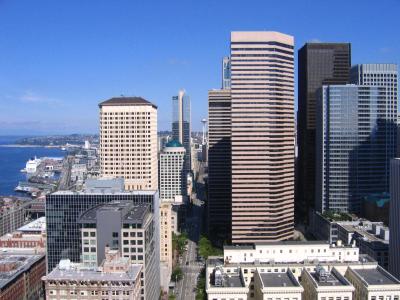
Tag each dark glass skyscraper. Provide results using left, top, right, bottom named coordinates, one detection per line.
left=172, top=90, right=191, bottom=172
left=297, top=43, right=351, bottom=221
left=207, top=88, right=231, bottom=242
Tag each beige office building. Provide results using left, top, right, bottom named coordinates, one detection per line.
left=99, top=97, right=158, bottom=191
left=230, top=31, right=295, bottom=243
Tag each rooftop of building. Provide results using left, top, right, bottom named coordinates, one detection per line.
left=50, top=189, right=157, bottom=196
left=210, top=267, right=245, bottom=288
left=338, top=223, right=389, bottom=244
left=0, top=197, right=32, bottom=213
left=309, top=267, right=350, bottom=287
left=17, top=217, right=46, bottom=233
left=224, top=240, right=354, bottom=250
left=259, top=271, right=299, bottom=288
left=320, top=210, right=356, bottom=222
left=165, top=140, right=183, bottom=148
left=43, top=260, right=142, bottom=282
left=0, top=251, right=45, bottom=289
left=220, top=274, right=243, bottom=288
left=351, top=266, right=400, bottom=286
left=84, top=178, right=125, bottom=193
left=98, top=97, right=157, bottom=109
left=207, top=254, right=377, bottom=268
left=78, top=201, right=150, bottom=225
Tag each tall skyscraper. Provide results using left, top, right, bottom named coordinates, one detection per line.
left=159, top=140, right=186, bottom=202
left=351, top=63, right=398, bottom=155
left=316, top=84, right=397, bottom=213
left=207, top=88, right=231, bottom=242
left=99, top=97, right=158, bottom=191
left=389, top=158, right=400, bottom=280
left=297, top=43, right=351, bottom=221
left=172, top=90, right=191, bottom=172
left=230, top=31, right=295, bottom=243
left=222, top=56, right=231, bottom=89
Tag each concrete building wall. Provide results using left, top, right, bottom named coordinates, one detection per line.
left=224, top=242, right=359, bottom=265
left=159, top=146, right=186, bottom=202
left=159, top=202, right=173, bottom=275
left=230, top=31, right=295, bottom=243
left=99, top=98, right=158, bottom=191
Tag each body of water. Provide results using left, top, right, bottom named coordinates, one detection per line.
left=0, top=136, right=65, bottom=196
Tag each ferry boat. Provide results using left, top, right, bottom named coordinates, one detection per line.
left=20, top=157, right=42, bottom=173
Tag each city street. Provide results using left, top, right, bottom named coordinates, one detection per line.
left=174, top=162, right=206, bottom=300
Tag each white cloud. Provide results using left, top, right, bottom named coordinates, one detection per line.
left=309, top=38, right=322, bottom=43
left=19, top=90, right=63, bottom=105
left=379, top=47, right=393, bottom=54
left=167, top=58, right=190, bottom=66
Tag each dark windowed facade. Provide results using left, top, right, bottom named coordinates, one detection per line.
left=207, top=88, right=231, bottom=243
left=296, top=43, right=351, bottom=222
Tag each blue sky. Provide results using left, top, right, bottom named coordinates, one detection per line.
left=0, top=0, right=399, bottom=134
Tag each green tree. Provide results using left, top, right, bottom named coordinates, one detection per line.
left=171, top=267, right=183, bottom=282
left=198, top=235, right=222, bottom=259
left=195, top=269, right=207, bottom=300
left=172, top=232, right=188, bottom=256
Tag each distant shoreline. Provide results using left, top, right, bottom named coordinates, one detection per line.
left=0, top=144, right=63, bottom=148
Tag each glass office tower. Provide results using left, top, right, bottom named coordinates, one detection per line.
left=297, top=43, right=351, bottom=222
left=316, top=84, right=396, bottom=213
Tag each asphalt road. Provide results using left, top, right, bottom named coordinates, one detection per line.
left=57, top=156, right=72, bottom=190
left=175, top=162, right=206, bottom=300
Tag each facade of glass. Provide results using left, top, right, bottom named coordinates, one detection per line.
left=172, top=90, right=191, bottom=172
left=222, top=56, right=231, bottom=89
left=316, top=85, right=396, bottom=213
left=45, top=191, right=159, bottom=272
left=297, top=43, right=351, bottom=222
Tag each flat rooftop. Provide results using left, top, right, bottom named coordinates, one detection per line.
left=310, top=269, right=349, bottom=287
left=222, top=275, right=244, bottom=287
left=260, top=272, right=299, bottom=288
left=84, top=178, right=125, bottom=193
left=224, top=240, right=345, bottom=250
left=353, top=267, right=400, bottom=285
left=17, top=217, right=46, bottom=233
left=44, top=264, right=142, bottom=282
left=340, top=224, right=389, bottom=244
left=50, top=190, right=157, bottom=196
left=207, top=254, right=376, bottom=268
left=0, top=253, right=45, bottom=289
left=78, top=201, right=150, bottom=225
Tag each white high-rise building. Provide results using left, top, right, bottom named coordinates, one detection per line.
left=159, top=140, right=186, bottom=203
left=99, top=97, right=158, bottom=191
